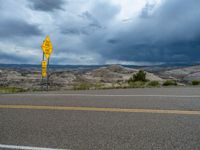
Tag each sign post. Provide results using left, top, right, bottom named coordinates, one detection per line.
left=41, top=36, right=53, bottom=91
left=42, top=60, right=47, bottom=78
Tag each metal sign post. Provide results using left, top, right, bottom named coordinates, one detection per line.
left=41, top=36, right=53, bottom=91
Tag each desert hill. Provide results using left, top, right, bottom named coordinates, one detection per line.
left=2, top=64, right=200, bottom=91
left=0, top=65, right=164, bottom=90
left=160, top=65, right=200, bottom=83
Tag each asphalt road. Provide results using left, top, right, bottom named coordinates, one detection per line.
left=0, top=87, right=200, bottom=150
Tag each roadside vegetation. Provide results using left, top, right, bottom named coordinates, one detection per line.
left=73, top=83, right=91, bottom=90
left=0, top=86, right=27, bottom=93
left=127, top=71, right=161, bottom=88
left=128, top=81, right=146, bottom=88
left=162, top=80, right=177, bottom=86
left=128, top=70, right=148, bottom=88
left=191, top=80, right=200, bottom=85
left=128, top=70, right=147, bottom=83
left=147, top=81, right=160, bottom=87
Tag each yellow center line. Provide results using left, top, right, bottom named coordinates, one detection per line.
left=0, top=105, right=200, bottom=115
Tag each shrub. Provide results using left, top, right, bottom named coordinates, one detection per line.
left=163, top=80, right=177, bottom=86
left=192, top=80, right=200, bottom=85
left=73, top=83, right=91, bottom=90
left=128, top=81, right=146, bottom=88
left=94, top=82, right=103, bottom=89
left=148, top=81, right=160, bottom=87
left=0, top=87, right=27, bottom=93
left=128, top=70, right=147, bottom=83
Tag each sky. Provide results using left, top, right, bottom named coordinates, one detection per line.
left=0, top=0, right=200, bottom=65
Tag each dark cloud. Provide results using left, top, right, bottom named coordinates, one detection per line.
left=80, top=11, right=103, bottom=29
left=29, top=0, right=65, bottom=11
left=0, top=19, right=42, bottom=39
left=89, top=0, right=200, bottom=64
left=107, top=39, right=119, bottom=44
left=60, top=1, right=120, bottom=36
left=1, top=0, right=200, bottom=65
left=61, top=28, right=82, bottom=35
left=0, top=50, right=29, bottom=64
left=61, top=27, right=94, bottom=35
left=102, top=41, right=200, bottom=63
left=60, top=11, right=104, bottom=35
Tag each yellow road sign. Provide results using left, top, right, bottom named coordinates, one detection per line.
left=41, top=36, right=53, bottom=59
left=42, top=69, right=47, bottom=77
left=42, top=60, right=47, bottom=77
left=42, top=60, right=47, bottom=68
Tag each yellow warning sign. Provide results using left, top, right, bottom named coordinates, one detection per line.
left=42, top=70, right=47, bottom=77
left=41, top=36, right=53, bottom=59
left=42, top=60, right=47, bottom=68
left=42, top=60, right=47, bottom=77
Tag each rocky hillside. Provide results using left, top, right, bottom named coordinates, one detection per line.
left=0, top=69, right=41, bottom=89
left=160, top=65, right=200, bottom=83
left=84, top=65, right=163, bottom=83
left=0, top=65, right=164, bottom=90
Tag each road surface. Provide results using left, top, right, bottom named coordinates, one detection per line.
left=0, top=88, right=200, bottom=150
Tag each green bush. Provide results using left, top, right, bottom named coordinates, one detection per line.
left=128, top=81, right=146, bottom=88
left=192, top=80, right=200, bottom=85
left=94, top=82, right=103, bottom=89
left=148, top=81, right=160, bottom=87
left=128, top=70, right=147, bottom=83
left=163, top=80, right=177, bottom=86
left=0, top=87, right=27, bottom=93
left=73, top=83, right=91, bottom=90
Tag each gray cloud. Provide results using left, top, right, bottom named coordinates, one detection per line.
left=80, top=11, right=103, bottom=29
left=89, top=1, right=120, bottom=23
left=60, top=11, right=104, bottom=36
left=140, top=2, right=156, bottom=18
left=28, top=0, right=65, bottom=11
left=60, top=1, right=120, bottom=36
left=87, top=0, right=200, bottom=64
left=0, top=50, right=30, bottom=64
left=0, top=19, right=42, bottom=39
left=0, top=0, right=200, bottom=65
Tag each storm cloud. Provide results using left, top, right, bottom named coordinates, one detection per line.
left=0, top=19, right=42, bottom=38
left=84, top=0, right=200, bottom=64
left=28, top=0, right=65, bottom=11
left=0, top=0, right=200, bottom=65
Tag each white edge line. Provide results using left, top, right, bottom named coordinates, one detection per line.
left=6, top=94, right=200, bottom=98
left=0, top=144, right=68, bottom=150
